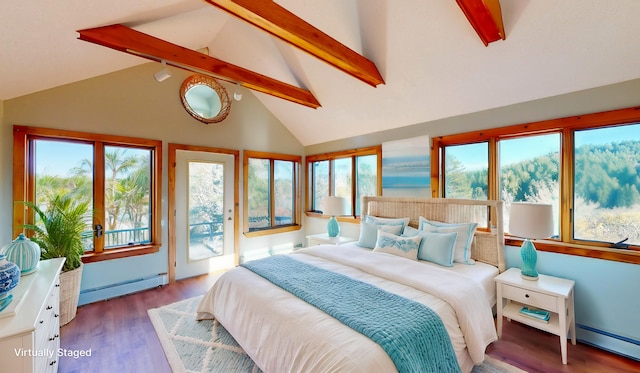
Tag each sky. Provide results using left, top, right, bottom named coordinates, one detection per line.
left=35, top=140, right=149, bottom=177
left=450, top=123, right=639, bottom=170
left=35, top=140, right=92, bottom=177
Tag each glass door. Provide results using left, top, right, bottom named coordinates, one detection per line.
left=175, top=150, right=235, bottom=280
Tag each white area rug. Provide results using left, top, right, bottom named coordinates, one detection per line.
left=148, top=296, right=527, bottom=373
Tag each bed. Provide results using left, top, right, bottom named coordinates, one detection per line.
left=197, top=197, right=505, bottom=373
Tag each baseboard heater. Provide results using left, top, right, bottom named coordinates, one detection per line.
left=78, top=274, right=168, bottom=306
left=577, top=323, right=640, bottom=361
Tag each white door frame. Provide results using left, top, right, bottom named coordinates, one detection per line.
left=168, top=143, right=239, bottom=283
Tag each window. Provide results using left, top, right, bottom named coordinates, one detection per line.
left=499, top=134, right=561, bottom=237
left=573, top=124, right=640, bottom=246
left=13, top=126, right=162, bottom=263
left=244, top=150, right=301, bottom=236
left=433, top=107, right=640, bottom=264
left=306, top=146, right=381, bottom=217
left=443, top=142, right=488, bottom=199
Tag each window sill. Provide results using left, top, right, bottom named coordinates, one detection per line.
left=304, top=211, right=361, bottom=223
left=505, top=237, right=640, bottom=265
left=82, top=244, right=161, bottom=263
left=244, top=224, right=302, bottom=238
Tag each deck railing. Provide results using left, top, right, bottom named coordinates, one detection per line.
left=82, top=216, right=225, bottom=251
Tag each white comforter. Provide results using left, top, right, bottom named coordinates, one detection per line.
left=197, top=245, right=497, bottom=373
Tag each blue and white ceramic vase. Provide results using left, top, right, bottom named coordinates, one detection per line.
left=0, top=254, right=20, bottom=300
left=0, top=234, right=41, bottom=275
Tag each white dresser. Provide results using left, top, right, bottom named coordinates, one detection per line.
left=0, top=258, right=65, bottom=372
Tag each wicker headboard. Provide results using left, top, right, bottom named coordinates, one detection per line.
left=361, top=196, right=505, bottom=272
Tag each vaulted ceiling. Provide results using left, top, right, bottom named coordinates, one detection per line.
left=2, top=0, right=639, bottom=145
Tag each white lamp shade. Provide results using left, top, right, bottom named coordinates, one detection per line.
left=322, top=196, right=347, bottom=216
left=509, top=202, right=554, bottom=239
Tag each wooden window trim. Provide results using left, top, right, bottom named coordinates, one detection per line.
left=12, top=125, right=162, bottom=263
left=305, top=145, right=382, bottom=216
left=82, top=244, right=161, bottom=263
left=243, top=150, right=302, bottom=237
left=432, top=106, right=640, bottom=265
left=506, top=238, right=640, bottom=265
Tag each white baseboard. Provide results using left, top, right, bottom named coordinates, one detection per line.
left=78, top=274, right=168, bottom=306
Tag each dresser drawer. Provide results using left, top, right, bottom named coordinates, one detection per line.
left=35, top=273, right=61, bottom=373
left=0, top=259, right=64, bottom=373
left=502, top=284, right=558, bottom=312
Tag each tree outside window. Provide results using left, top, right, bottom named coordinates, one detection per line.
left=13, top=126, right=161, bottom=262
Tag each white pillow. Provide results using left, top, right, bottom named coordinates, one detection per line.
left=357, top=222, right=403, bottom=249
left=373, top=230, right=422, bottom=260
left=364, top=215, right=410, bottom=234
left=419, top=216, right=477, bottom=264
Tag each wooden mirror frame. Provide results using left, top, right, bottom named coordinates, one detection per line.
left=180, top=74, right=232, bottom=124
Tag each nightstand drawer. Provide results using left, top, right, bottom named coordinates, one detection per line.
left=502, top=284, right=558, bottom=311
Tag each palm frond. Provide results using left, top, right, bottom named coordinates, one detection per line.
left=19, top=194, right=92, bottom=272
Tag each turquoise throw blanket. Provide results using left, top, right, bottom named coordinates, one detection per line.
left=241, top=255, right=461, bottom=373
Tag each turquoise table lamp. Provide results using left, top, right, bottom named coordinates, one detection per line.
left=322, top=196, right=347, bottom=237
left=509, top=202, right=554, bottom=280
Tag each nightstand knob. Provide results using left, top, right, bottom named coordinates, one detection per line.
left=525, top=293, right=530, bottom=298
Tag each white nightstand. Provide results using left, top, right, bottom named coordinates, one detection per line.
left=495, top=267, right=576, bottom=364
left=306, top=233, right=357, bottom=247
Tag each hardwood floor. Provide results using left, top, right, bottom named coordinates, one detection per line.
left=59, top=273, right=640, bottom=373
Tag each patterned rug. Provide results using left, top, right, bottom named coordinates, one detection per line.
left=148, top=296, right=527, bottom=373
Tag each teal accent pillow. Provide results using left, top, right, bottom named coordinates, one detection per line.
left=364, top=215, right=410, bottom=234
left=417, top=232, right=458, bottom=267
left=419, top=217, right=478, bottom=264
left=357, top=222, right=403, bottom=249
left=373, top=230, right=422, bottom=260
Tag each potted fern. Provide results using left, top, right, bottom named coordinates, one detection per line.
left=21, top=194, right=92, bottom=326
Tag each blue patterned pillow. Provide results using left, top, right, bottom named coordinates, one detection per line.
left=364, top=215, right=410, bottom=234
left=373, top=230, right=422, bottom=260
left=357, top=222, right=403, bottom=249
left=419, top=217, right=477, bottom=264
left=417, top=231, right=458, bottom=267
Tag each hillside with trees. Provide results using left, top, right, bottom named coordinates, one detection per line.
left=446, top=140, right=640, bottom=244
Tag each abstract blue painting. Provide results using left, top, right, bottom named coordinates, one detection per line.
left=382, top=136, right=431, bottom=197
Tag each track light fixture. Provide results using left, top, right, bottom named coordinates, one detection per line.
left=233, top=82, right=243, bottom=101
left=154, top=60, right=172, bottom=82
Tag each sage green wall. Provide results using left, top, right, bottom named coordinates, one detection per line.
left=306, top=78, right=640, bottom=154
left=1, top=63, right=305, bottom=291
left=304, top=77, right=640, bottom=359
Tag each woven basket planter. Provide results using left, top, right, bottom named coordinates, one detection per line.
left=59, top=263, right=83, bottom=326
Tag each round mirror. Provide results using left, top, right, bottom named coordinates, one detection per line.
left=180, top=74, right=231, bottom=124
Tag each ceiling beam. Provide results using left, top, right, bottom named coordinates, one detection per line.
left=204, top=0, right=384, bottom=87
left=456, top=0, right=505, bottom=46
left=77, top=24, right=321, bottom=108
